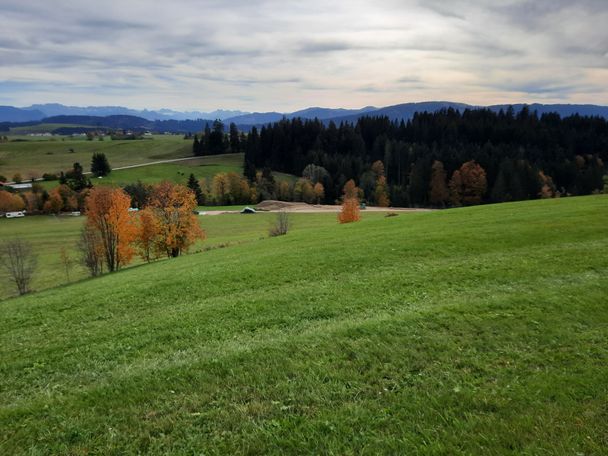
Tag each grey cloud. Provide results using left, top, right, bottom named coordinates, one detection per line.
left=0, top=0, right=607, bottom=110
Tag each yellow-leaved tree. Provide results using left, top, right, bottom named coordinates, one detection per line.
left=147, top=182, right=206, bottom=258
left=85, top=187, right=137, bottom=272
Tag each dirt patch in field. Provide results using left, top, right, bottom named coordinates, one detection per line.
left=255, top=200, right=434, bottom=213
left=201, top=200, right=434, bottom=216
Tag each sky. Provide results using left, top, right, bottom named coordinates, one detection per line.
left=0, top=0, right=607, bottom=112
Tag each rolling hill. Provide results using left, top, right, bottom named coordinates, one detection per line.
left=3, top=102, right=608, bottom=131
left=1, top=195, right=606, bottom=454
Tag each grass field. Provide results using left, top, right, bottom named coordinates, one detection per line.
left=0, top=195, right=606, bottom=454
left=0, top=135, right=191, bottom=177
left=0, top=210, right=369, bottom=299
left=7, top=123, right=97, bottom=134
left=95, top=153, right=243, bottom=187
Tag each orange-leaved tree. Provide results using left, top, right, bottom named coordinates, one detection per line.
left=429, top=160, right=449, bottom=207
left=459, top=160, right=487, bottom=205
left=338, top=179, right=361, bottom=223
left=0, top=190, right=25, bottom=212
left=148, top=181, right=205, bottom=257
left=85, top=186, right=137, bottom=272
left=136, top=207, right=161, bottom=262
left=448, top=170, right=464, bottom=207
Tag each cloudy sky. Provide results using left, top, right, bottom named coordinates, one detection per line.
left=0, top=0, right=607, bottom=112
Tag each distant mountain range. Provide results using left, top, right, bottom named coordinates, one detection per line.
left=2, top=102, right=608, bottom=133
left=0, top=104, right=247, bottom=122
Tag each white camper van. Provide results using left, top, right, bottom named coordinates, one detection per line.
left=5, top=211, right=25, bottom=219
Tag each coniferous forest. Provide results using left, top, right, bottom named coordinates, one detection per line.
left=192, top=107, right=608, bottom=207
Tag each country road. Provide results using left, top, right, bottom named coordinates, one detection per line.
left=8, top=156, right=202, bottom=184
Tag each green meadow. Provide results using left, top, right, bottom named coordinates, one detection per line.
left=0, top=210, right=362, bottom=299
left=94, top=153, right=244, bottom=187
left=0, top=135, right=191, bottom=177
left=0, top=195, right=606, bottom=454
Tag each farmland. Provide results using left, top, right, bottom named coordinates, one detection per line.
left=0, top=210, right=389, bottom=300
left=1, top=195, right=606, bottom=454
left=0, top=135, right=192, bottom=178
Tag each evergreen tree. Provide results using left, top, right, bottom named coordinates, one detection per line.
left=208, top=120, right=227, bottom=155
left=244, top=161, right=257, bottom=182
left=91, top=153, right=111, bottom=177
left=187, top=173, right=204, bottom=205
left=65, top=162, right=91, bottom=192
left=229, top=123, right=240, bottom=153
left=192, top=135, right=201, bottom=156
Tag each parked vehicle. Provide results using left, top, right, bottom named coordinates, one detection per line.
left=5, top=211, right=25, bottom=218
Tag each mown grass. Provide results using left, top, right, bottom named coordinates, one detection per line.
left=0, top=195, right=606, bottom=454
left=96, top=153, right=243, bottom=187
left=0, top=211, right=364, bottom=299
left=0, top=135, right=191, bottom=177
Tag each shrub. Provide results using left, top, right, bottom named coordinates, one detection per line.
left=269, top=211, right=290, bottom=236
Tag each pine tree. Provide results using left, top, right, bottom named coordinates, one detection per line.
left=244, top=161, right=257, bottom=182
left=192, top=135, right=201, bottom=156
left=187, top=173, right=204, bottom=205
left=229, top=123, right=240, bottom=153
left=91, top=153, right=111, bottom=177
left=66, top=162, right=91, bottom=191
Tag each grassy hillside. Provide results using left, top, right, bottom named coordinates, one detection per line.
left=0, top=135, right=191, bottom=177
left=96, top=153, right=243, bottom=187
left=7, top=123, right=97, bottom=134
left=0, top=211, right=374, bottom=299
left=1, top=196, right=607, bottom=454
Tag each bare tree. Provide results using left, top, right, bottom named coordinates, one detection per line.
left=59, top=246, right=74, bottom=282
left=0, top=238, right=37, bottom=295
left=269, top=211, right=290, bottom=237
left=78, top=226, right=103, bottom=277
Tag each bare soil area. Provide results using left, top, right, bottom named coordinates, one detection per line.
left=204, top=200, right=435, bottom=215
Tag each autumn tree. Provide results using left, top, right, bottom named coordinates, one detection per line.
left=135, top=208, right=161, bottom=262
left=342, top=179, right=359, bottom=200
left=277, top=180, right=292, bottom=201
left=338, top=179, right=361, bottom=223
left=374, top=175, right=390, bottom=207
left=0, top=190, right=25, bottom=212
left=448, top=170, right=463, bottom=207
left=428, top=160, right=449, bottom=207
left=43, top=189, right=63, bottom=214
left=338, top=198, right=361, bottom=223
left=212, top=173, right=230, bottom=205
left=459, top=160, right=487, bottom=205
left=147, top=182, right=205, bottom=257
left=538, top=171, right=557, bottom=198
left=301, top=179, right=315, bottom=203
left=313, top=182, right=325, bottom=204
left=226, top=172, right=250, bottom=204
left=85, top=187, right=137, bottom=272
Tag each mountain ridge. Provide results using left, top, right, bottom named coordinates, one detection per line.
left=2, top=102, right=608, bottom=130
